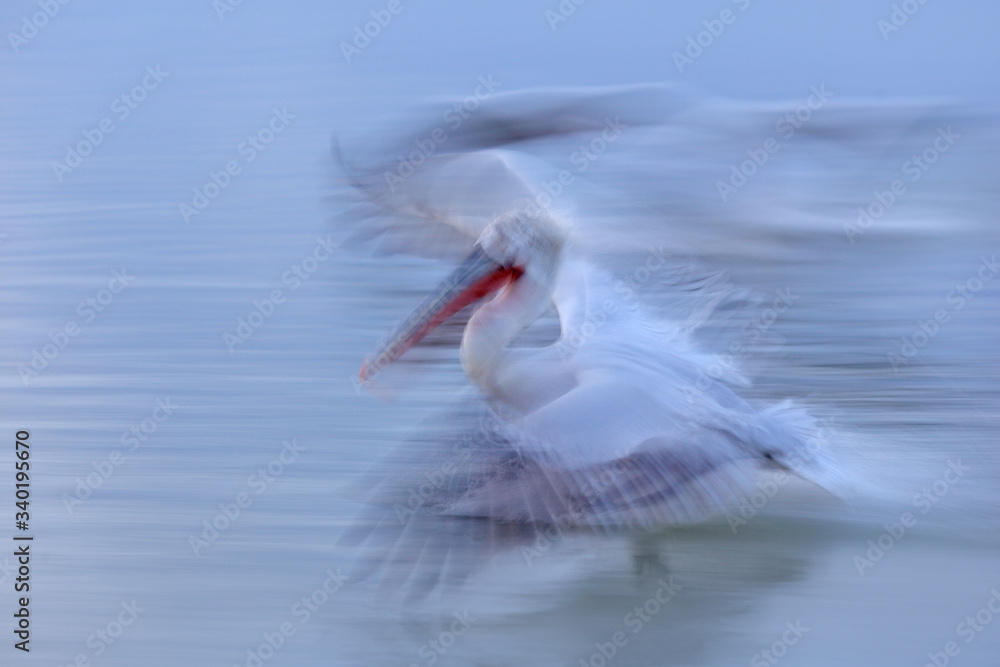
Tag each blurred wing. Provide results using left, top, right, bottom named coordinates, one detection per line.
left=342, top=82, right=695, bottom=167
left=404, top=82, right=693, bottom=151
left=334, top=149, right=544, bottom=259
left=337, top=398, right=549, bottom=599
left=341, top=380, right=851, bottom=598
left=331, top=83, right=697, bottom=260
left=339, top=392, right=763, bottom=599
left=442, top=435, right=761, bottom=531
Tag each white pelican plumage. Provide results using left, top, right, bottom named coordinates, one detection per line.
left=357, top=203, right=843, bottom=525
left=338, top=86, right=851, bottom=595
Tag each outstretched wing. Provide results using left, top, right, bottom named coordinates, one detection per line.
left=339, top=391, right=765, bottom=599
left=331, top=83, right=696, bottom=260
left=333, top=149, right=543, bottom=260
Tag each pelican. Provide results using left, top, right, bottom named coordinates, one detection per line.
left=339, top=87, right=851, bottom=594
left=357, top=204, right=844, bottom=531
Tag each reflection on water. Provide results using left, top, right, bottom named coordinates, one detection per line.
left=3, top=3, right=999, bottom=666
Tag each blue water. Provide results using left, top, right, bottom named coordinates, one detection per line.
left=2, top=1, right=999, bottom=665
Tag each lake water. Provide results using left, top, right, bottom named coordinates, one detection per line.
left=2, top=2, right=999, bottom=666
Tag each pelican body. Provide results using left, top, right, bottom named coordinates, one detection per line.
left=358, top=207, right=842, bottom=530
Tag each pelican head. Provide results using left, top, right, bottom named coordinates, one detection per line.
left=360, top=207, right=567, bottom=383
left=477, top=208, right=566, bottom=279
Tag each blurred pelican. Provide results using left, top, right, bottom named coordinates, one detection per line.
left=337, top=85, right=852, bottom=595
left=357, top=202, right=845, bottom=526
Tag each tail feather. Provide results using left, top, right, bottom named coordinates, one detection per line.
left=758, top=400, right=856, bottom=498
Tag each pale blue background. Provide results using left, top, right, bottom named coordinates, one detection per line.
left=2, top=1, right=998, bottom=666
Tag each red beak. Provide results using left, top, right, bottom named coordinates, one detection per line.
left=360, top=245, right=521, bottom=382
